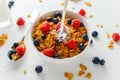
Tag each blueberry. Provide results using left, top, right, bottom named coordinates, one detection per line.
left=53, top=18, right=59, bottom=24
left=33, top=39, right=39, bottom=46
left=92, top=31, right=98, bottom=38
left=83, top=34, right=89, bottom=41
left=47, top=17, right=53, bottom=22
left=35, top=65, right=43, bottom=73
left=9, top=1, right=14, bottom=6
left=41, top=35, right=46, bottom=40
left=78, top=43, right=84, bottom=50
left=92, top=57, right=100, bottom=64
left=56, top=39, right=62, bottom=44
left=8, top=50, right=16, bottom=60
left=54, top=11, right=62, bottom=18
left=67, top=19, right=72, bottom=25
left=80, top=22, right=84, bottom=27
left=54, top=54, right=60, bottom=59
left=100, top=59, right=105, bottom=65
left=8, top=3, right=12, bottom=8
left=90, top=39, right=93, bottom=44
left=13, top=42, right=19, bottom=48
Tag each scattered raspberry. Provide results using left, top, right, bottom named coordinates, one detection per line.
left=66, top=39, right=77, bottom=50
left=71, top=19, right=80, bottom=29
left=15, top=46, right=25, bottom=56
left=16, top=17, right=25, bottom=26
left=42, top=48, right=54, bottom=57
left=40, top=22, right=50, bottom=33
left=78, top=9, right=86, bottom=16
left=112, top=33, right=120, bottom=42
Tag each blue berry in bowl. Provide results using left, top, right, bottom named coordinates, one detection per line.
left=54, top=54, right=60, bottom=59
left=33, top=39, right=39, bottom=46
left=92, top=56, right=100, bottom=64
left=100, top=59, right=105, bottom=65
left=54, top=11, right=62, bottom=18
left=56, top=39, right=62, bottom=44
left=41, top=34, right=46, bottom=40
left=67, top=19, right=72, bottom=25
left=47, top=17, right=53, bottom=22
left=78, top=43, right=85, bottom=50
left=80, top=22, right=84, bottom=27
left=83, top=34, right=89, bottom=41
left=92, top=31, right=98, bottom=38
left=35, top=65, right=43, bottom=73
left=53, top=18, right=59, bottom=24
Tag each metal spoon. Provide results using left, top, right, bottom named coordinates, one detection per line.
left=57, top=0, right=69, bottom=41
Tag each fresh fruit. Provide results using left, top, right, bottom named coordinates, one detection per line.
left=78, top=43, right=85, bottom=50
left=80, top=22, right=84, bottom=27
left=53, top=18, right=59, bottom=24
left=100, top=59, right=105, bottom=65
left=42, top=48, right=54, bottom=57
left=12, top=42, right=19, bottom=48
left=15, top=46, right=25, bottom=56
left=8, top=50, right=16, bottom=60
left=92, top=31, right=98, bottom=38
left=35, top=65, right=43, bottom=73
left=47, top=17, right=53, bottom=22
left=66, top=39, right=77, bottom=50
left=92, top=56, right=100, bottom=64
left=67, top=19, right=72, bottom=25
left=40, top=22, right=50, bottom=33
left=54, top=11, right=62, bottom=18
left=33, top=39, right=39, bottom=46
left=54, top=54, right=60, bottom=59
left=83, top=34, right=89, bottom=41
left=56, top=39, right=62, bottom=44
left=71, top=19, right=80, bottom=29
left=90, top=39, right=93, bottom=44
left=78, top=9, right=86, bottom=16
left=16, top=17, right=25, bottom=26
left=8, top=1, right=14, bottom=8
left=41, top=34, right=46, bottom=40
left=112, top=33, right=120, bottom=42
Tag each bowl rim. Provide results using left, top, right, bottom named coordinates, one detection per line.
left=30, top=10, right=91, bottom=64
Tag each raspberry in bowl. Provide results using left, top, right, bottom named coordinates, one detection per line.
left=31, top=10, right=90, bottom=64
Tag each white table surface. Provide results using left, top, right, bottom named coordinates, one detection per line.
left=0, top=0, right=120, bottom=80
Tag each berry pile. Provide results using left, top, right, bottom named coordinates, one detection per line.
left=92, top=56, right=105, bottom=65
left=8, top=41, right=26, bottom=61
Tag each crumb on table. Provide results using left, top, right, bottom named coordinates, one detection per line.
left=60, top=1, right=64, bottom=6
left=64, top=72, right=74, bottom=80
left=84, top=2, right=92, bottom=7
left=85, top=72, right=92, bottom=79
left=24, top=70, right=27, bottom=75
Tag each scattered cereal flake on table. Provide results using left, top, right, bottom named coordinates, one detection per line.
left=106, top=32, right=110, bottom=38
left=85, top=72, right=92, bottom=79
left=27, top=14, right=31, bottom=18
left=108, top=40, right=114, bottom=49
left=71, top=0, right=80, bottom=2
left=0, top=33, right=8, bottom=47
left=60, top=1, right=64, bottom=6
left=80, top=64, right=87, bottom=71
left=96, top=24, right=104, bottom=28
left=64, top=72, right=74, bottom=80
left=109, top=40, right=114, bottom=45
left=84, top=2, right=92, bottom=7
left=23, top=70, right=27, bottom=75
left=116, top=24, right=119, bottom=27
left=89, top=14, right=93, bottom=19
left=78, top=70, right=85, bottom=76
left=38, top=0, right=42, bottom=3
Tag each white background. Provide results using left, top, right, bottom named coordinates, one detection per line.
left=0, top=0, right=120, bottom=80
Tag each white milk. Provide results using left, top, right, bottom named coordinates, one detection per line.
left=0, top=0, right=11, bottom=28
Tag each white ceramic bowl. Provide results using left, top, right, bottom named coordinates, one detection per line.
left=30, top=10, right=90, bottom=64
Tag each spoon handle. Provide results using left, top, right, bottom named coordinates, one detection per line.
left=21, top=10, right=40, bottom=41
left=59, top=0, right=69, bottom=33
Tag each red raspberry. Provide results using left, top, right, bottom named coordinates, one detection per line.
left=78, top=9, right=86, bottom=16
left=15, top=46, right=25, bottom=56
left=42, top=48, right=54, bottom=57
left=16, top=17, right=25, bottom=26
left=112, top=33, right=120, bottom=42
left=40, top=22, right=50, bottom=33
left=55, top=22, right=66, bottom=31
left=66, top=39, right=77, bottom=50
left=71, top=19, right=80, bottom=29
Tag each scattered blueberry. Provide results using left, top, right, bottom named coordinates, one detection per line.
left=53, top=18, right=59, bottom=24
left=92, top=56, right=100, bottom=64
left=92, top=31, right=98, bottom=38
left=56, top=39, right=62, bottom=44
left=33, top=39, right=39, bottom=46
left=46, top=17, right=53, bottom=22
left=41, top=34, right=46, bottom=40
left=100, top=59, right=105, bottom=65
left=54, top=11, right=62, bottom=18
left=12, top=42, right=19, bottom=48
left=54, top=54, right=60, bottom=59
left=8, top=3, right=12, bottom=8
left=90, top=39, right=93, bottom=44
left=78, top=43, right=85, bottom=50
left=80, top=22, right=84, bottom=27
left=67, top=19, right=72, bottom=25
left=8, top=50, right=16, bottom=60
left=35, top=65, right=43, bottom=73
left=8, top=1, right=14, bottom=8
left=83, top=34, right=89, bottom=41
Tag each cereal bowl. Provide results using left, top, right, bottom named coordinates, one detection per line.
left=30, top=10, right=90, bottom=64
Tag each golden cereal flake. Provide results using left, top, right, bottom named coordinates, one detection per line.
left=78, top=70, right=85, bottom=76
left=106, top=32, right=110, bottom=38
left=109, top=40, right=114, bottom=45
left=89, top=14, right=93, bottom=19
left=85, top=72, right=92, bottom=79
left=11, top=54, right=20, bottom=61
left=108, top=44, right=114, bottom=49
left=0, top=33, right=8, bottom=47
left=84, top=2, right=92, bottom=7
left=80, top=64, right=87, bottom=71
left=60, top=1, right=64, bottom=6
left=38, top=0, right=42, bottom=3
left=64, top=72, right=74, bottom=80
left=27, top=14, right=31, bottom=18
left=23, top=70, right=27, bottom=75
